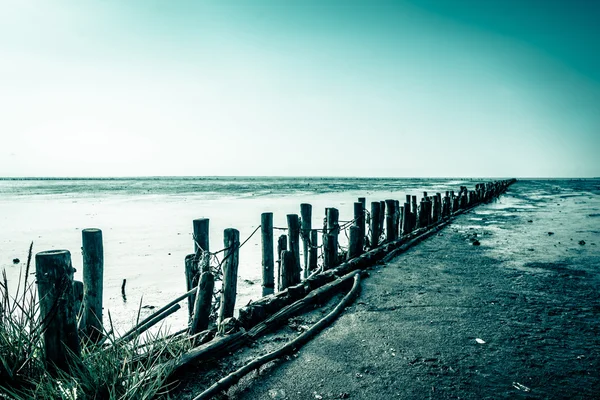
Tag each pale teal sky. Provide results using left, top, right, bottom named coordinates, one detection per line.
left=1, top=0, right=598, bottom=177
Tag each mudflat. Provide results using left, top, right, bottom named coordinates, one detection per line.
left=176, top=179, right=600, bottom=399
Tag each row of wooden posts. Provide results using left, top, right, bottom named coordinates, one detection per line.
left=33, top=179, right=515, bottom=371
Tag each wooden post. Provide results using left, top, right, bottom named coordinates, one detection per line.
left=370, top=202, right=381, bottom=248
left=185, top=254, right=200, bottom=320
left=394, top=200, right=401, bottom=237
left=358, top=197, right=366, bottom=248
left=308, top=230, right=318, bottom=272
left=193, top=218, right=210, bottom=266
left=280, top=250, right=296, bottom=290
left=191, top=269, right=215, bottom=334
left=385, top=199, right=396, bottom=242
left=219, top=228, right=239, bottom=323
left=432, top=195, right=441, bottom=223
left=276, top=234, right=287, bottom=291
left=36, top=250, right=80, bottom=371
left=287, top=214, right=301, bottom=284
left=326, top=208, right=339, bottom=268
left=347, top=225, right=361, bottom=260
left=379, top=200, right=386, bottom=238
left=81, top=228, right=104, bottom=342
left=300, top=204, right=312, bottom=277
left=73, top=280, right=83, bottom=321
left=353, top=202, right=364, bottom=255
left=261, top=212, right=274, bottom=296
left=411, top=196, right=418, bottom=227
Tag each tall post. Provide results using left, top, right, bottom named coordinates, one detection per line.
left=261, top=212, right=274, bottom=296
left=36, top=250, right=81, bottom=371
left=370, top=201, right=381, bottom=248
left=411, top=196, right=418, bottom=227
left=385, top=199, right=396, bottom=242
left=308, top=230, right=318, bottom=272
left=394, top=200, right=401, bottom=237
left=402, top=201, right=412, bottom=234
left=185, top=254, right=199, bottom=320
left=280, top=250, right=295, bottom=290
left=219, top=228, right=239, bottom=324
left=82, top=228, right=104, bottom=342
left=324, top=207, right=339, bottom=269
left=379, top=200, right=386, bottom=238
left=353, top=202, right=364, bottom=255
left=287, top=214, right=301, bottom=285
left=191, top=253, right=214, bottom=334
left=193, top=218, right=210, bottom=265
left=358, top=197, right=366, bottom=247
left=276, top=235, right=287, bottom=291
left=300, top=204, right=312, bottom=277
left=347, top=225, right=361, bottom=260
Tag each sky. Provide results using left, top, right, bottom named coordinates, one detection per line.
left=1, top=0, right=599, bottom=178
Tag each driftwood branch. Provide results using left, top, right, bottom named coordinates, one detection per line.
left=192, top=272, right=362, bottom=400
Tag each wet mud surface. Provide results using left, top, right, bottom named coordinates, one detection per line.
left=173, top=179, right=600, bottom=399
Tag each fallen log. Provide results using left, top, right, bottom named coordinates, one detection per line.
left=192, top=272, right=362, bottom=400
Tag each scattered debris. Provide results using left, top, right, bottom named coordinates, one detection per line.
left=512, top=382, right=531, bottom=392
left=579, top=240, right=586, bottom=245
left=475, top=338, right=486, bottom=344
left=339, top=393, right=350, bottom=399
left=472, top=240, right=481, bottom=246
left=548, top=232, right=554, bottom=236
left=243, top=279, right=255, bottom=285
left=142, top=305, right=156, bottom=310
left=12, top=258, right=20, bottom=264
left=527, top=220, right=533, bottom=223
left=268, top=389, right=286, bottom=399
left=528, top=248, right=535, bottom=251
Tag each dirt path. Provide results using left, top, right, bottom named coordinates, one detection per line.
left=211, top=180, right=600, bottom=400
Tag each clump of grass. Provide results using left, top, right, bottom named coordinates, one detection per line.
left=1, top=244, right=191, bottom=400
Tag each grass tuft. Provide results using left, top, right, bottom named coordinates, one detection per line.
left=1, top=244, right=190, bottom=399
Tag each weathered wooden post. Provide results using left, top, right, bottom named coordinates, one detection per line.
left=325, top=207, right=339, bottom=268
left=358, top=197, right=366, bottom=248
left=347, top=225, right=361, bottom=260
left=402, top=200, right=412, bottom=234
left=261, top=212, right=274, bottom=296
left=411, top=196, right=418, bottom=226
left=219, top=228, right=239, bottom=324
left=300, top=204, right=312, bottom=277
left=353, top=202, right=364, bottom=254
left=394, top=200, right=400, bottom=239
left=280, top=250, right=296, bottom=290
left=287, top=214, right=301, bottom=284
left=276, top=234, right=287, bottom=291
left=379, top=200, right=386, bottom=237
left=432, top=194, right=441, bottom=223
left=185, top=254, right=199, bottom=319
left=193, top=218, right=210, bottom=260
left=82, top=228, right=104, bottom=342
left=385, top=199, right=396, bottom=242
left=308, top=230, right=318, bottom=272
left=370, top=201, right=381, bottom=248
left=36, top=250, right=81, bottom=371
left=191, top=254, right=214, bottom=334
left=73, top=280, right=83, bottom=321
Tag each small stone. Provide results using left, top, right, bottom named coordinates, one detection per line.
left=579, top=240, right=586, bottom=245
left=527, top=220, right=533, bottom=223
left=12, top=258, right=20, bottom=264
left=472, top=240, right=480, bottom=246
left=340, top=393, right=350, bottom=399
left=548, top=232, right=554, bottom=236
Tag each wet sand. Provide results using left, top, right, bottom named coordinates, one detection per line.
left=174, top=179, right=600, bottom=399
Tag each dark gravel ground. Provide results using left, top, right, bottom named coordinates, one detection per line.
left=173, top=179, right=600, bottom=400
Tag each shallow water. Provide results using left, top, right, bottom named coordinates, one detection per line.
left=2, top=177, right=594, bottom=333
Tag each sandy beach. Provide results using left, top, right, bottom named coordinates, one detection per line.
left=172, top=179, right=600, bottom=399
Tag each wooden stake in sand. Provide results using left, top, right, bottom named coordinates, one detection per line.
left=219, top=228, right=239, bottom=324
left=276, top=234, right=287, bottom=291
left=261, top=212, right=274, bottom=296
left=82, top=228, right=104, bottom=342
left=370, top=201, right=381, bottom=248
left=287, top=214, right=301, bottom=285
left=300, top=203, right=312, bottom=277
left=36, top=250, right=81, bottom=371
